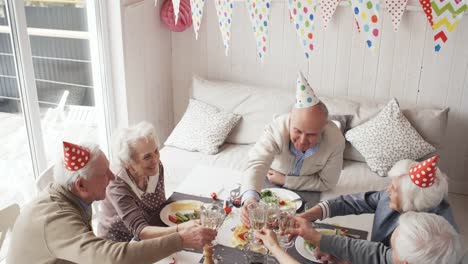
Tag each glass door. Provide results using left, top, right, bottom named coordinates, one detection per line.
left=0, top=0, right=111, bottom=208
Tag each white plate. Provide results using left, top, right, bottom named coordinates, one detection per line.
left=262, top=188, right=302, bottom=211
left=295, top=236, right=322, bottom=263
left=159, top=200, right=204, bottom=226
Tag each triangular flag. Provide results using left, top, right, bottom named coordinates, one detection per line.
left=173, top=0, right=181, bottom=24
left=245, top=0, right=272, bottom=61
left=288, top=0, right=318, bottom=59
left=384, top=0, right=409, bottom=31
left=351, top=0, right=382, bottom=51
left=419, top=0, right=434, bottom=26
left=214, top=0, right=234, bottom=56
left=319, top=0, right=341, bottom=29
left=191, top=0, right=206, bottom=39
left=432, top=0, right=467, bottom=52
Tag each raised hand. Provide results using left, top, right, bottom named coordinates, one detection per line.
left=178, top=226, right=217, bottom=249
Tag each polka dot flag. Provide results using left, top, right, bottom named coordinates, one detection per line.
left=245, top=0, right=272, bottom=61
left=431, top=0, right=467, bottom=52
left=351, top=0, right=382, bottom=51
left=215, top=0, right=234, bottom=56
left=384, top=0, right=409, bottom=31
left=63, top=141, right=90, bottom=171
left=419, top=0, right=434, bottom=27
left=319, top=0, right=341, bottom=29
left=287, top=0, right=318, bottom=60
left=191, top=0, right=206, bottom=39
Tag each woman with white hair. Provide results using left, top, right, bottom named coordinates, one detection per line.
left=300, top=156, right=458, bottom=247
left=255, top=211, right=461, bottom=264
left=98, top=121, right=196, bottom=242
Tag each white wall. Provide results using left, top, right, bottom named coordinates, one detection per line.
left=108, top=0, right=174, bottom=141
left=171, top=0, right=468, bottom=194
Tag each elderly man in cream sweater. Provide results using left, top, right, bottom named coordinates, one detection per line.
left=241, top=72, right=345, bottom=225
left=7, top=141, right=216, bottom=264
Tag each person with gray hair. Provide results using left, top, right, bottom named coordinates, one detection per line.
left=241, top=72, right=345, bottom=226
left=7, top=141, right=216, bottom=264
left=299, top=156, right=458, bottom=256
left=255, top=211, right=462, bottom=264
left=98, top=121, right=201, bottom=242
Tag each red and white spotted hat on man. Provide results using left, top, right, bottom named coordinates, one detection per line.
left=63, top=141, right=91, bottom=171
left=409, top=156, right=438, bottom=188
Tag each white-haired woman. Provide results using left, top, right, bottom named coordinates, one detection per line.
left=300, top=156, right=458, bottom=248
left=98, top=121, right=196, bottom=242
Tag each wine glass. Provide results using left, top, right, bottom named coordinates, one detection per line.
left=247, top=202, right=267, bottom=245
left=278, top=209, right=295, bottom=248
left=265, top=202, right=279, bottom=232
left=200, top=203, right=226, bottom=245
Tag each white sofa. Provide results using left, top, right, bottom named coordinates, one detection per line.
left=161, top=76, right=448, bottom=234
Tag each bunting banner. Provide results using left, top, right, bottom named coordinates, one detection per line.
left=319, top=0, right=341, bottom=29
left=288, top=0, right=318, bottom=59
left=384, top=0, right=409, bottom=31
left=215, top=0, right=234, bottom=55
left=432, top=0, right=467, bottom=52
left=351, top=0, right=382, bottom=51
left=245, top=0, right=272, bottom=61
left=420, top=0, right=434, bottom=26
left=191, top=0, right=206, bottom=39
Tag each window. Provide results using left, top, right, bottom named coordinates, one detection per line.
left=0, top=0, right=112, bottom=208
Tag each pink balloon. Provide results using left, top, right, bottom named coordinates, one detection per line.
left=160, top=0, right=193, bottom=32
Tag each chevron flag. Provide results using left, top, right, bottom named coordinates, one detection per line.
left=431, top=0, right=467, bottom=52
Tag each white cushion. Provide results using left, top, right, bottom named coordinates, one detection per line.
left=164, top=99, right=241, bottom=154
left=345, top=99, right=436, bottom=176
left=191, top=75, right=294, bottom=144
left=321, top=161, right=392, bottom=200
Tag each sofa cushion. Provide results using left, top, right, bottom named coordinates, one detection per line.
left=345, top=99, right=436, bottom=176
left=321, top=160, right=393, bottom=201
left=321, top=96, right=448, bottom=162
left=329, top=115, right=352, bottom=134
left=164, top=99, right=241, bottom=154
left=191, top=75, right=294, bottom=144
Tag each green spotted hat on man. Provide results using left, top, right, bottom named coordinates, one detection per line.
left=295, top=71, right=320, bottom=108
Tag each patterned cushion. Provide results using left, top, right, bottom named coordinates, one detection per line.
left=345, top=99, right=436, bottom=176
left=165, top=99, right=241, bottom=154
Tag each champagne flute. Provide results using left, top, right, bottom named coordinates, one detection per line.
left=265, top=202, right=279, bottom=232
left=278, top=209, right=295, bottom=248
left=247, top=202, right=267, bottom=245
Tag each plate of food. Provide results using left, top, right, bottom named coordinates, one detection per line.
left=231, top=224, right=250, bottom=248
left=260, top=188, right=302, bottom=211
left=295, top=229, right=343, bottom=263
left=160, top=200, right=203, bottom=226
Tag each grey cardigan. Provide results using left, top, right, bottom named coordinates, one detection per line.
left=320, top=235, right=393, bottom=264
left=318, top=191, right=457, bottom=246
